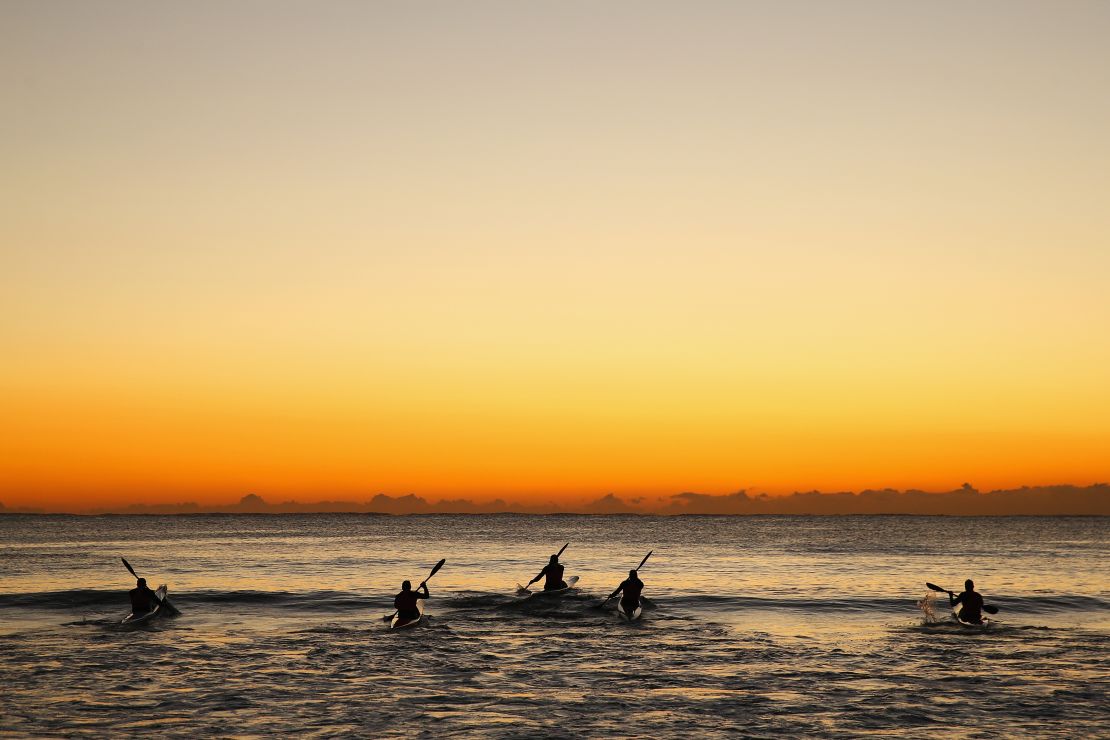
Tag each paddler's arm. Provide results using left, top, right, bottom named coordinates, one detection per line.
left=948, top=591, right=961, bottom=607
left=416, top=582, right=430, bottom=599
left=606, top=582, right=625, bottom=601
left=526, top=567, right=547, bottom=586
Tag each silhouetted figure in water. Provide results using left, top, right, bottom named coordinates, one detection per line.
left=527, top=553, right=568, bottom=591
left=129, top=578, right=158, bottom=615
left=394, top=580, right=429, bottom=621
left=607, top=569, right=644, bottom=614
left=949, top=579, right=984, bottom=623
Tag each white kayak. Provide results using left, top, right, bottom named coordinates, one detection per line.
left=390, top=601, right=424, bottom=630
left=952, top=603, right=992, bottom=629
left=617, top=598, right=642, bottom=622
left=519, top=575, right=579, bottom=597
left=122, top=585, right=174, bottom=625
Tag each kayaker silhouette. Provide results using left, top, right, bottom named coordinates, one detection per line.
left=129, top=577, right=158, bottom=615
left=527, top=553, right=568, bottom=591
left=948, top=579, right=985, bottom=624
left=394, top=580, right=429, bottom=622
left=607, top=569, right=644, bottom=614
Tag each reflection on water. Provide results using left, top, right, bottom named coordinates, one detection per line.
left=1, top=514, right=1107, bottom=736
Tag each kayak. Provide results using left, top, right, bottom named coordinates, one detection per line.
left=122, top=585, right=174, bottom=625
left=617, top=598, right=642, bottom=622
left=523, top=575, right=580, bottom=598
left=952, top=603, right=992, bottom=629
left=390, top=601, right=424, bottom=630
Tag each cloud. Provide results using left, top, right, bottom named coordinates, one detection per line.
left=581, top=494, right=636, bottom=514
left=367, top=493, right=431, bottom=514
left=14, top=484, right=1109, bottom=516
left=665, top=490, right=753, bottom=514
left=232, top=494, right=270, bottom=512
left=663, top=485, right=1109, bottom=515
left=0, top=501, right=45, bottom=514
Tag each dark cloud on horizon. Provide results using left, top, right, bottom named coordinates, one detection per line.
left=4, top=484, right=1107, bottom=516
left=661, top=484, right=1109, bottom=516
left=581, top=493, right=637, bottom=514
left=0, top=500, right=44, bottom=514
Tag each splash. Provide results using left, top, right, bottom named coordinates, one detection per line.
left=917, top=591, right=938, bottom=623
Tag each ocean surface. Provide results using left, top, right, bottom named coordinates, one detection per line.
left=1, top=514, right=1106, bottom=737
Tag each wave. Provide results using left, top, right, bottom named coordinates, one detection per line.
left=3, top=589, right=1107, bottom=614
left=659, top=594, right=1110, bottom=614
left=0, top=589, right=387, bottom=611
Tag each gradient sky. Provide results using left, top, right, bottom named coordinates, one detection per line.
left=2, top=2, right=1109, bottom=510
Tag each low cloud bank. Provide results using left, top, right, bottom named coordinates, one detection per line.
left=661, top=483, right=1109, bottom=515
left=3, top=483, right=1107, bottom=516
left=0, top=501, right=44, bottom=514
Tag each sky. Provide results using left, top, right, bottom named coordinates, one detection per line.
left=2, top=2, right=1109, bottom=511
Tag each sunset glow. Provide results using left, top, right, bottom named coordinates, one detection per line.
left=2, top=3, right=1108, bottom=511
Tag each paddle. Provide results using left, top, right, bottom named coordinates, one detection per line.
left=599, top=550, right=653, bottom=607
left=925, top=582, right=999, bottom=614
left=121, top=558, right=179, bottom=615
left=384, top=558, right=446, bottom=623
left=516, top=542, right=570, bottom=595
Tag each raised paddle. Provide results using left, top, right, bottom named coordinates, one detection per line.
left=599, top=550, right=653, bottom=607
left=384, top=558, right=446, bottom=622
left=925, top=582, right=999, bottom=614
left=516, top=542, right=570, bottom=595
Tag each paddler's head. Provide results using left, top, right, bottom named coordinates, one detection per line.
left=550, top=554, right=559, bottom=564
left=136, top=577, right=147, bottom=589
left=401, top=580, right=412, bottom=592
left=629, top=569, right=638, bottom=579
left=965, top=579, right=974, bottom=591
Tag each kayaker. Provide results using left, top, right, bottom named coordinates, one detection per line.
left=948, top=579, right=984, bottom=624
left=527, top=553, right=568, bottom=592
left=607, top=569, right=644, bottom=614
left=129, top=577, right=159, bottom=615
left=394, top=580, right=429, bottom=622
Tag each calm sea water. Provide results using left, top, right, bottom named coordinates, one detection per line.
left=1, top=514, right=1107, bottom=737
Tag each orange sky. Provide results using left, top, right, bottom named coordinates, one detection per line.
left=2, top=3, right=1109, bottom=511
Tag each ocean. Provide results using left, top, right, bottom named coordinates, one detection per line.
left=1, top=514, right=1106, bottom=737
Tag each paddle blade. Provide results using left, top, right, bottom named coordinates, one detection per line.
left=515, top=584, right=531, bottom=596
left=121, top=558, right=138, bottom=578
left=984, top=604, right=999, bottom=614
left=426, top=558, right=446, bottom=582
left=925, top=582, right=948, bottom=593
left=637, top=550, right=653, bottom=570
left=556, top=542, right=570, bottom=557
